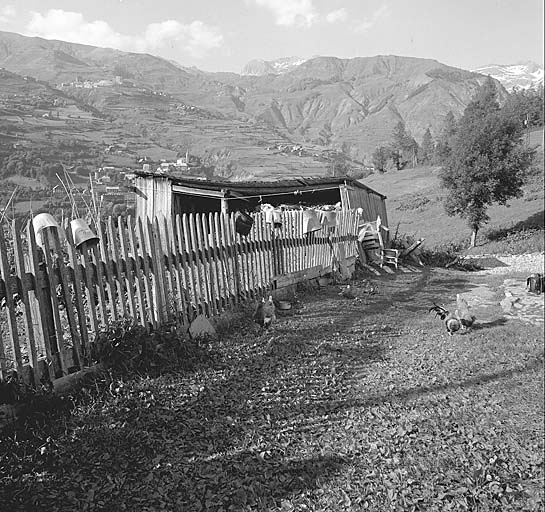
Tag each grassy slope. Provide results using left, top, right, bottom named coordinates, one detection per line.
left=1, top=270, right=543, bottom=511
left=365, top=129, right=544, bottom=252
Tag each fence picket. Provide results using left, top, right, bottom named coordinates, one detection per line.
left=98, top=220, right=119, bottom=321
left=117, top=217, right=137, bottom=322
left=200, top=214, right=218, bottom=316
left=212, top=213, right=228, bottom=309
left=206, top=213, right=222, bottom=312
left=50, top=229, right=83, bottom=369
left=166, top=216, right=188, bottom=325
left=182, top=214, right=202, bottom=315
left=26, top=221, right=55, bottom=382
left=40, top=231, right=67, bottom=376
left=240, top=227, right=253, bottom=301
left=0, top=309, right=6, bottom=379
left=105, top=217, right=126, bottom=319
left=0, top=225, right=24, bottom=377
left=156, top=216, right=175, bottom=321
left=10, top=221, right=40, bottom=385
left=136, top=217, right=156, bottom=328
left=176, top=215, right=196, bottom=320
left=126, top=216, right=148, bottom=328
left=90, top=243, right=109, bottom=326
left=80, top=242, right=100, bottom=341
left=220, top=213, right=238, bottom=304
left=65, top=227, right=90, bottom=363
left=231, top=214, right=246, bottom=301
left=147, top=217, right=168, bottom=323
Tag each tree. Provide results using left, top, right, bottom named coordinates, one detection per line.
left=440, top=77, right=535, bottom=246
left=503, top=85, right=544, bottom=128
left=372, top=146, right=390, bottom=173
left=392, top=121, right=418, bottom=168
left=434, top=111, right=458, bottom=164
left=420, top=127, right=434, bottom=165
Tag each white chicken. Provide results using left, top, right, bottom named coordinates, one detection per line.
left=454, top=294, right=476, bottom=331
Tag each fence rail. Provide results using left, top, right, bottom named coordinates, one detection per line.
left=0, top=209, right=360, bottom=385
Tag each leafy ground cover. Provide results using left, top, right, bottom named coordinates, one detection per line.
left=1, top=268, right=544, bottom=511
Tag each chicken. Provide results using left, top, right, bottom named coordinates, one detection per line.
left=429, top=303, right=461, bottom=336
left=455, top=293, right=476, bottom=330
left=253, top=295, right=276, bottom=330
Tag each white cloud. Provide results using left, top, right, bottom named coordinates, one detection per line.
left=144, top=20, right=224, bottom=58
left=326, top=8, right=347, bottom=24
left=352, top=5, right=391, bottom=33
left=252, top=0, right=319, bottom=28
left=24, top=9, right=224, bottom=59
left=0, top=5, right=16, bottom=25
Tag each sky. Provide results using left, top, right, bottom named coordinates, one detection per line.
left=0, top=0, right=543, bottom=73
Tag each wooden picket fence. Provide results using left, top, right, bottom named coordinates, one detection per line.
left=0, top=209, right=360, bottom=386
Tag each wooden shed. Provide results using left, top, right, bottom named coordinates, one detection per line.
left=134, top=172, right=389, bottom=226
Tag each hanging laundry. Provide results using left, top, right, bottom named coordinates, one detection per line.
left=319, top=210, right=337, bottom=228
left=302, top=209, right=322, bottom=234
left=235, top=210, right=253, bottom=236
left=272, top=209, right=283, bottom=228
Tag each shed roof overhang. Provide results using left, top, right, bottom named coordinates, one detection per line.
left=135, top=172, right=387, bottom=200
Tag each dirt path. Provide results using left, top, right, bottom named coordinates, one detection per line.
left=459, top=252, right=545, bottom=326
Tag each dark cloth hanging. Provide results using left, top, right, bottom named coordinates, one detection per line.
left=235, top=210, right=254, bottom=236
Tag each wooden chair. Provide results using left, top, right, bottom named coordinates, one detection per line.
left=357, top=216, right=400, bottom=269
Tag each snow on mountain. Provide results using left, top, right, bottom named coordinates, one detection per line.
left=241, top=56, right=308, bottom=76
left=473, top=61, right=544, bottom=91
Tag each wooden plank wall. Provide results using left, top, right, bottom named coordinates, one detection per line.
left=0, top=209, right=360, bottom=385
left=346, top=187, right=388, bottom=227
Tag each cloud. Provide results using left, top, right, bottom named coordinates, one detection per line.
left=252, top=0, right=319, bottom=28
left=326, top=8, right=347, bottom=24
left=144, top=20, right=224, bottom=58
left=352, top=4, right=391, bottom=33
left=24, top=9, right=224, bottom=59
left=0, top=4, right=16, bottom=25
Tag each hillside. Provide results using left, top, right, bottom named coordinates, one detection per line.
left=365, top=128, right=544, bottom=249
left=0, top=30, right=507, bottom=166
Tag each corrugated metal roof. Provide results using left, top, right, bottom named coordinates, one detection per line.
left=134, top=171, right=386, bottom=199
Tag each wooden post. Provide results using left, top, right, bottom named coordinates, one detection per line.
left=26, top=221, right=56, bottom=382
left=65, top=227, right=91, bottom=364
left=41, top=230, right=67, bottom=376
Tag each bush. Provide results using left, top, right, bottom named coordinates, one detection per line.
left=390, top=231, right=471, bottom=267
left=92, top=319, right=212, bottom=376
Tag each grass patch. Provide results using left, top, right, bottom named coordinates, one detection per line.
left=1, top=271, right=543, bottom=511
left=476, top=210, right=545, bottom=255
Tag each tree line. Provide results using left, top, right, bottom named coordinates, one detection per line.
left=371, top=84, right=543, bottom=173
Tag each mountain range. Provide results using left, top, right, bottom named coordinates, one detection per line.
left=0, top=30, right=516, bottom=175
left=241, top=57, right=308, bottom=76
left=472, top=62, right=544, bottom=91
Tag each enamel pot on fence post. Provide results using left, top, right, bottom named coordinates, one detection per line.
left=70, top=219, right=99, bottom=250
left=32, top=213, right=63, bottom=250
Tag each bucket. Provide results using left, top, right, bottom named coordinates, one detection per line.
left=235, top=211, right=253, bottom=236
left=70, top=219, right=99, bottom=248
left=31, top=213, right=61, bottom=249
left=302, top=210, right=322, bottom=234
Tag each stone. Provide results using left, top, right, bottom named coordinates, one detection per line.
left=500, top=297, right=515, bottom=313
left=189, top=314, right=217, bottom=339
